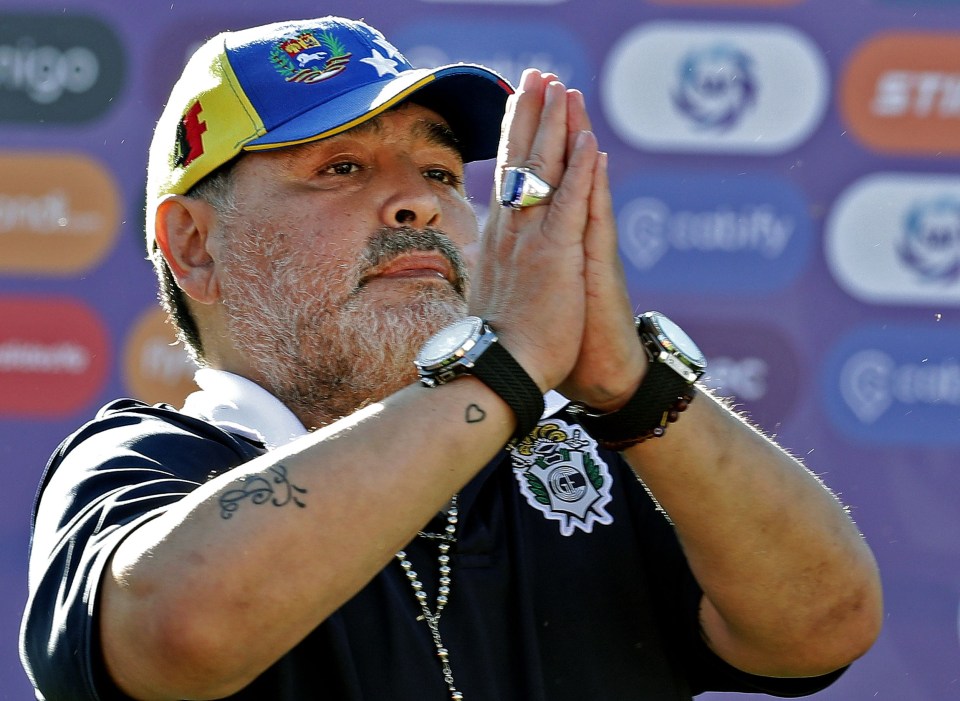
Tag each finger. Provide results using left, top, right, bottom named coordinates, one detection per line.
left=496, top=69, right=548, bottom=175
left=539, top=129, right=598, bottom=245
left=566, top=89, right=593, bottom=162
left=519, top=80, right=570, bottom=192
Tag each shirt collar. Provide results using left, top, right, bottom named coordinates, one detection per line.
left=181, top=368, right=569, bottom=450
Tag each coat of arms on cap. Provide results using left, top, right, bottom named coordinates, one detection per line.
left=510, top=419, right=614, bottom=536
left=270, top=31, right=351, bottom=84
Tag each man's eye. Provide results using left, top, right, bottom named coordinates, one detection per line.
left=424, top=168, right=462, bottom=187
left=326, top=162, right=360, bottom=175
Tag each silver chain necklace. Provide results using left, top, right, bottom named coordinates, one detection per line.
left=394, top=494, right=463, bottom=701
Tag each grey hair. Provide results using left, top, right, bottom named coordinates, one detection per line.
left=149, top=160, right=238, bottom=366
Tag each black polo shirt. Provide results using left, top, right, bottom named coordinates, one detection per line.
left=21, top=399, right=843, bottom=700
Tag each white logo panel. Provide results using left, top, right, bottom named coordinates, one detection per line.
left=600, top=21, right=829, bottom=154
left=826, top=173, right=960, bottom=305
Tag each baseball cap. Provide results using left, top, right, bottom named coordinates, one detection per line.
left=146, top=16, right=513, bottom=250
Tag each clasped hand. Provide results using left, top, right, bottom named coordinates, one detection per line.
left=470, top=69, right=646, bottom=412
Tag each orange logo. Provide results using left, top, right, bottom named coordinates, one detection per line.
left=841, top=32, right=960, bottom=155
left=123, top=306, right=198, bottom=407
left=0, top=152, right=120, bottom=275
left=0, top=296, right=109, bottom=417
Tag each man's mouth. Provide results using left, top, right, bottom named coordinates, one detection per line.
left=359, top=251, right=457, bottom=287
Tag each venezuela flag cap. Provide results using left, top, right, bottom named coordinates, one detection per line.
left=146, top=16, right=514, bottom=249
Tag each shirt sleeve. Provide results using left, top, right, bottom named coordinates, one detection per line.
left=19, top=400, right=263, bottom=701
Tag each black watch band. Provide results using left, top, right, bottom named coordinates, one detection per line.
left=568, top=312, right=705, bottom=451
left=569, top=362, right=696, bottom=450
left=471, top=339, right=545, bottom=441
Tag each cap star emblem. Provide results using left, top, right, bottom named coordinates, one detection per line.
left=372, top=35, right=402, bottom=59
left=361, top=49, right=400, bottom=77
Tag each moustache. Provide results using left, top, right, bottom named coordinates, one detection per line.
left=358, top=227, right=469, bottom=297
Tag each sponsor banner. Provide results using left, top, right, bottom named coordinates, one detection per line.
left=841, top=32, right=960, bottom=155
left=697, top=321, right=801, bottom=430
left=0, top=296, right=109, bottom=417
left=826, top=172, right=960, bottom=305
left=0, top=152, right=120, bottom=275
left=615, top=171, right=813, bottom=291
left=824, top=323, right=960, bottom=445
left=0, top=12, right=125, bottom=123
left=601, top=21, right=828, bottom=154
left=123, top=307, right=198, bottom=407
left=391, top=19, right=588, bottom=87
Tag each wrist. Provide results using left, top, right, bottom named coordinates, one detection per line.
left=568, top=311, right=707, bottom=450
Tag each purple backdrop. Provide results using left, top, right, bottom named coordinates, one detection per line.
left=1, top=0, right=959, bottom=698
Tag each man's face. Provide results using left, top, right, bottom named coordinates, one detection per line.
left=210, top=103, right=479, bottom=426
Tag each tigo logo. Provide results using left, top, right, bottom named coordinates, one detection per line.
left=123, top=307, right=198, bottom=407
left=824, top=324, right=960, bottom=445
left=0, top=153, right=120, bottom=275
left=0, top=13, right=125, bottom=123
left=601, top=21, right=828, bottom=154
left=0, top=296, right=109, bottom=417
left=841, top=33, right=960, bottom=155
left=826, top=173, right=960, bottom=305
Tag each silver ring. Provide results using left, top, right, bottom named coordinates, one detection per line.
left=499, top=166, right=556, bottom=209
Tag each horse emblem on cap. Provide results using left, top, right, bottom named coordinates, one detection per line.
left=270, top=31, right=351, bottom=84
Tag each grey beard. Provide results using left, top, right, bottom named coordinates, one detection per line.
left=219, top=226, right=469, bottom=427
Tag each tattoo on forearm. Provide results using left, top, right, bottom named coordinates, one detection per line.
left=465, top=403, right=486, bottom=424
left=219, top=464, right=308, bottom=519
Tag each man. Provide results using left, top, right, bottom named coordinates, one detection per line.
left=20, top=16, right=882, bottom=701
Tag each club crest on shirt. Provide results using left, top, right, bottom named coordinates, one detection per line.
left=510, top=418, right=614, bottom=536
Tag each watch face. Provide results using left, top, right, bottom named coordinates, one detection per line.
left=416, top=316, right=483, bottom=368
left=650, top=313, right=707, bottom=369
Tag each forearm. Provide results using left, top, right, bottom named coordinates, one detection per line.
left=101, top=377, right=513, bottom=700
left=621, top=388, right=882, bottom=677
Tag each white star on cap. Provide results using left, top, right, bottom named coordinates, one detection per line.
left=372, top=35, right=402, bottom=59
left=361, top=49, right=400, bottom=76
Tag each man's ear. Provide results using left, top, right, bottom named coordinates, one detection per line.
left=153, top=195, right=221, bottom=304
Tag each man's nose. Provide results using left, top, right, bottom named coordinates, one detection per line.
left=380, top=168, right=442, bottom=229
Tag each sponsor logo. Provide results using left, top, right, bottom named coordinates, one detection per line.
left=615, top=171, right=813, bottom=292
left=0, top=296, right=109, bottom=417
left=824, top=324, right=960, bottom=445
left=123, top=307, right=198, bottom=407
left=0, top=12, right=124, bottom=123
left=601, top=21, right=828, bottom=153
left=0, top=152, right=120, bottom=275
left=841, top=33, right=960, bottom=155
left=392, top=20, right=586, bottom=87
left=826, top=173, right=960, bottom=305
left=269, top=31, right=352, bottom=84
left=697, top=321, right=800, bottom=429
left=510, top=419, right=613, bottom=536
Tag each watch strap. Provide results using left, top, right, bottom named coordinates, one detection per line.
left=472, top=337, right=544, bottom=441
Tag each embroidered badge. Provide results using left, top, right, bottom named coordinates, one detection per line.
left=173, top=100, right=207, bottom=168
left=270, top=31, right=352, bottom=84
left=510, top=418, right=614, bottom=536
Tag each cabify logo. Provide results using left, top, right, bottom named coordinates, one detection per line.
left=0, top=13, right=124, bottom=123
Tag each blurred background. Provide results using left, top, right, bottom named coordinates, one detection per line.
left=1, top=0, right=959, bottom=698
